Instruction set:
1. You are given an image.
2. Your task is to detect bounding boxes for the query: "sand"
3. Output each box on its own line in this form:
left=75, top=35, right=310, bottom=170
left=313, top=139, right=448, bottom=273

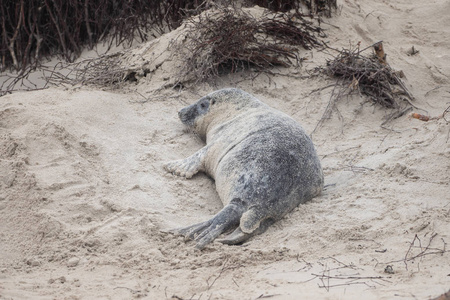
left=1, top=0, right=449, bottom=299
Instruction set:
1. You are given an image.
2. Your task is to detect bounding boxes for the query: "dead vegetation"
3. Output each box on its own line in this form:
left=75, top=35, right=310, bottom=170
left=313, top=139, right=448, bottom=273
left=249, top=0, right=337, bottom=17
left=323, top=42, right=414, bottom=109
left=384, top=233, right=448, bottom=271
left=46, top=53, right=130, bottom=88
left=1, top=1, right=335, bottom=95
left=1, top=0, right=214, bottom=95
left=30, top=6, right=326, bottom=90
left=175, top=7, right=325, bottom=83
left=312, top=42, right=416, bottom=133
left=0, top=0, right=209, bottom=72
left=0, top=0, right=335, bottom=73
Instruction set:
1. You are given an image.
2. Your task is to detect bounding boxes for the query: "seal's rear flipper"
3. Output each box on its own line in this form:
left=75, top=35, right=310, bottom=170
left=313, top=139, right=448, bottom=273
left=170, top=220, right=213, bottom=240
left=218, top=218, right=275, bottom=245
left=171, top=202, right=245, bottom=250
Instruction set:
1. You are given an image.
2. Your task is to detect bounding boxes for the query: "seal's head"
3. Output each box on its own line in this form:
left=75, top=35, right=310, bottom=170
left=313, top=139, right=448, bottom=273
left=178, top=94, right=214, bottom=127
left=178, top=88, right=263, bottom=139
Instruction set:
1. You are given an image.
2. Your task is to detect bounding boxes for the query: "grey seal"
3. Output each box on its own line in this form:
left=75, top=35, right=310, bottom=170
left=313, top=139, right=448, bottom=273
left=165, top=88, right=323, bottom=249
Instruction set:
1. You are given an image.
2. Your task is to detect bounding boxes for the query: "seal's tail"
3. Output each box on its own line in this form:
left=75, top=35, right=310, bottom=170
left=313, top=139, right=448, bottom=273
left=218, top=218, right=275, bottom=245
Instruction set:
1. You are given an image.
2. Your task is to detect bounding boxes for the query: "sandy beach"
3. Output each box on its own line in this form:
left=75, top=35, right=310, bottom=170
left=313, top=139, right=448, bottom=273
left=1, top=0, right=449, bottom=299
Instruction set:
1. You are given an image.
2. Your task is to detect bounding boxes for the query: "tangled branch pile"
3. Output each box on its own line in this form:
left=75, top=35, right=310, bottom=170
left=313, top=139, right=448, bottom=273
left=0, top=0, right=208, bottom=72
left=322, top=43, right=414, bottom=109
left=176, top=8, right=325, bottom=82
left=250, top=0, right=337, bottom=16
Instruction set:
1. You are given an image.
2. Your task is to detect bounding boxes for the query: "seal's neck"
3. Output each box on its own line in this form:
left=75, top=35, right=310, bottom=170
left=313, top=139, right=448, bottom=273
left=194, top=102, right=241, bottom=139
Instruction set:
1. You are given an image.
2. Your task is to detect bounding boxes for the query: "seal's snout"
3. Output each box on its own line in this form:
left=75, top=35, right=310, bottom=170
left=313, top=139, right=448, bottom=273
left=178, top=107, right=187, bottom=121
left=178, top=105, right=196, bottom=126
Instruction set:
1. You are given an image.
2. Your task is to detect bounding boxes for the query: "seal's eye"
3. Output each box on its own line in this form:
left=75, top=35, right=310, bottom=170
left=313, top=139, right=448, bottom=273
left=199, top=100, right=209, bottom=111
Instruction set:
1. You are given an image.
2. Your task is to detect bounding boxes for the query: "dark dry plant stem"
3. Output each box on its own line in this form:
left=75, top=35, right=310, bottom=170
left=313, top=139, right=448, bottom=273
left=310, top=257, right=391, bottom=291
left=383, top=233, right=448, bottom=271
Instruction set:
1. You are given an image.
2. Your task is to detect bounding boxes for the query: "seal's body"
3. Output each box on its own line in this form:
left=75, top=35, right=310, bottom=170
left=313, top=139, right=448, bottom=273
left=165, top=88, right=323, bottom=249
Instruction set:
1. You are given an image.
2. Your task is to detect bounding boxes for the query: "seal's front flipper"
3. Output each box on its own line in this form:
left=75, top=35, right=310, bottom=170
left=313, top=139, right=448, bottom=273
left=164, top=146, right=208, bottom=178
left=218, top=218, right=275, bottom=245
left=171, top=201, right=245, bottom=250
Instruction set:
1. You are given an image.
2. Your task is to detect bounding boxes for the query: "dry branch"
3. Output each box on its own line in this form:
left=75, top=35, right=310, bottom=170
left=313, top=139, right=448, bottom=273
left=175, top=7, right=325, bottom=83
left=310, top=257, right=390, bottom=291
left=206, top=257, right=242, bottom=290
left=51, top=53, right=128, bottom=88
left=383, top=233, right=448, bottom=271
left=249, top=0, right=337, bottom=17
left=312, top=42, right=415, bottom=134
left=323, top=42, right=414, bottom=109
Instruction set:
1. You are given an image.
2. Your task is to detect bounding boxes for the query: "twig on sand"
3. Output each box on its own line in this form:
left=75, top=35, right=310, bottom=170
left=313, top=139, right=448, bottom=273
left=206, top=257, right=243, bottom=291
left=256, top=294, right=280, bottom=299
left=313, top=273, right=390, bottom=290
left=206, top=259, right=228, bottom=290
left=384, top=233, right=448, bottom=271
left=306, top=257, right=391, bottom=291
